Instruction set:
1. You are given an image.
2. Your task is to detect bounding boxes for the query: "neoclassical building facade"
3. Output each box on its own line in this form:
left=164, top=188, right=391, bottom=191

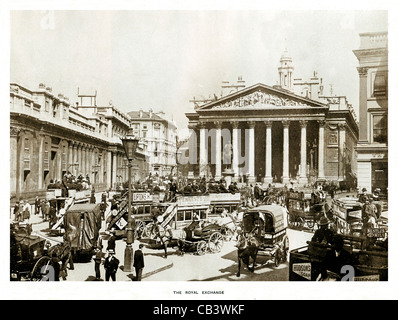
left=353, top=31, right=388, bottom=192
left=186, top=82, right=358, bottom=185
left=10, top=83, right=148, bottom=202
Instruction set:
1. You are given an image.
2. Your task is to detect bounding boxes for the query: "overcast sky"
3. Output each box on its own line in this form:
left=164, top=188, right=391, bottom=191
left=9, top=9, right=389, bottom=134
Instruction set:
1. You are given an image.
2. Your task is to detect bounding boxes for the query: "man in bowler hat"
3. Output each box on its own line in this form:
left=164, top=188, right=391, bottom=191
left=104, top=249, right=119, bottom=281
left=133, top=244, right=145, bottom=281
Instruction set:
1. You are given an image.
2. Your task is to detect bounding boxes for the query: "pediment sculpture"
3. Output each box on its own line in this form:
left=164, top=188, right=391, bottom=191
left=210, top=89, right=308, bottom=110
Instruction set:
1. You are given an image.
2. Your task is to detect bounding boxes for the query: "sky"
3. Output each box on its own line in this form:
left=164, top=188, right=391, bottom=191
left=9, top=8, right=389, bottom=134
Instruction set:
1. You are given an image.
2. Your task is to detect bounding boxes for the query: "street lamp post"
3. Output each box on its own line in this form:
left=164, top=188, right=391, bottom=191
left=121, top=128, right=139, bottom=272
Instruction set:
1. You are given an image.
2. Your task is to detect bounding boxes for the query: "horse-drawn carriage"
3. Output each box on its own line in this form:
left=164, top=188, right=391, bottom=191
left=289, top=236, right=388, bottom=281
left=10, top=222, right=72, bottom=281
left=236, top=204, right=289, bottom=277
left=286, top=189, right=325, bottom=230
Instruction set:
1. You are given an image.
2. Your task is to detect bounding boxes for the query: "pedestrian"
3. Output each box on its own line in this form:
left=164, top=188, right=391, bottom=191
left=133, top=244, right=145, bottom=281
left=23, top=201, right=31, bottom=221
left=35, top=196, right=41, bottom=215
left=106, top=229, right=117, bottom=254
left=13, top=201, right=20, bottom=222
left=92, top=246, right=104, bottom=280
left=104, top=249, right=119, bottom=281
left=50, top=252, right=61, bottom=281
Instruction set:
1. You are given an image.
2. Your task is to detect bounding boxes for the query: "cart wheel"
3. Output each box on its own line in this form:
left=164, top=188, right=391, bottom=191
left=196, top=241, right=208, bottom=256
left=134, top=219, right=146, bottom=239
left=31, top=256, right=54, bottom=281
left=208, top=232, right=224, bottom=253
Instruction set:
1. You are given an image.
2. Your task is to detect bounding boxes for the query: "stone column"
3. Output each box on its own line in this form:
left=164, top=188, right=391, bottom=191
left=37, top=133, right=45, bottom=190
left=73, top=144, right=78, bottom=175
left=112, top=152, right=117, bottom=189
left=282, top=120, right=290, bottom=184
left=357, top=67, right=369, bottom=143
left=317, top=120, right=326, bottom=180
left=215, top=121, right=222, bottom=180
left=232, top=121, right=239, bottom=181
left=299, top=120, right=308, bottom=184
left=264, top=121, right=273, bottom=184
left=10, top=127, right=21, bottom=198
left=247, top=121, right=256, bottom=183
left=107, top=150, right=112, bottom=189
left=199, top=122, right=207, bottom=178
left=339, top=123, right=346, bottom=180
left=81, top=145, right=86, bottom=176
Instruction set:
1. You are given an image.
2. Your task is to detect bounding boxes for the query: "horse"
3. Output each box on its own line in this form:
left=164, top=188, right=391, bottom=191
left=236, top=234, right=259, bottom=277
left=48, top=242, right=74, bottom=280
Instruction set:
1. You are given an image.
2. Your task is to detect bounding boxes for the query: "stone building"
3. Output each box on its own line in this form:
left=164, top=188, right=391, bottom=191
left=186, top=51, right=358, bottom=185
left=353, top=31, right=388, bottom=193
left=128, top=108, right=177, bottom=177
left=10, top=83, right=148, bottom=202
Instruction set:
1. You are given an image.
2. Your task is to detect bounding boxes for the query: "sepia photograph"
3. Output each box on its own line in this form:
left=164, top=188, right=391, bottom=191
left=2, top=0, right=397, bottom=300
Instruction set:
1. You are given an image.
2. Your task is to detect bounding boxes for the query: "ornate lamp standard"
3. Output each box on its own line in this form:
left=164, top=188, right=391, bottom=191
left=121, top=128, right=139, bottom=272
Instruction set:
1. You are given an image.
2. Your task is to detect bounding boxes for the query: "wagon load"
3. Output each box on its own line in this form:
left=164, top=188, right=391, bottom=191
left=63, top=203, right=102, bottom=256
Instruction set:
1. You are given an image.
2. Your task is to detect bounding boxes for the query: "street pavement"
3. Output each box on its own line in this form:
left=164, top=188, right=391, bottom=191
left=15, top=190, right=358, bottom=282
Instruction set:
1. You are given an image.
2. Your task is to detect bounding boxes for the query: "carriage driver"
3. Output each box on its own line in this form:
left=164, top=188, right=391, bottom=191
left=311, top=216, right=335, bottom=245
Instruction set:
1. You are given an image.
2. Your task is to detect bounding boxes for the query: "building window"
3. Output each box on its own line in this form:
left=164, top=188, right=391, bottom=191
left=44, top=142, right=49, bottom=171
left=373, top=73, right=387, bottom=97
left=45, top=100, right=50, bottom=112
left=24, top=138, right=30, bottom=171
left=373, top=115, right=387, bottom=143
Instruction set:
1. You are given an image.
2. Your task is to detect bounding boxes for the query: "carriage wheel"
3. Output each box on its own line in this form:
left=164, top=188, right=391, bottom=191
left=196, top=241, right=208, bottom=256
left=30, top=256, right=54, bottom=281
left=134, top=219, right=146, bottom=239
left=208, top=232, right=224, bottom=253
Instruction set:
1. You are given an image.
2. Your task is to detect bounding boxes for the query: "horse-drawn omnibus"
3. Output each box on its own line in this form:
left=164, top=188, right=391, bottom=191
left=331, top=197, right=363, bottom=236
left=286, top=189, right=325, bottom=230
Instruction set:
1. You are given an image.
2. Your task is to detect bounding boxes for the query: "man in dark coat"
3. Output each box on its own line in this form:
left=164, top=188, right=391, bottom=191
left=133, top=244, right=145, bottom=281
left=93, top=246, right=104, bottom=280
left=312, top=216, right=335, bottom=245
left=106, top=230, right=117, bottom=254
left=104, top=249, right=119, bottom=281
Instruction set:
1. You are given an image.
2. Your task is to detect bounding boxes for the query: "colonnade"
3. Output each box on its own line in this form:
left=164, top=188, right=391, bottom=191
left=198, top=119, right=326, bottom=184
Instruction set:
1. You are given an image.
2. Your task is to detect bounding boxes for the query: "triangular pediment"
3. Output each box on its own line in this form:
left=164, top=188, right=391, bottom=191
left=196, top=83, right=326, bottom=111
